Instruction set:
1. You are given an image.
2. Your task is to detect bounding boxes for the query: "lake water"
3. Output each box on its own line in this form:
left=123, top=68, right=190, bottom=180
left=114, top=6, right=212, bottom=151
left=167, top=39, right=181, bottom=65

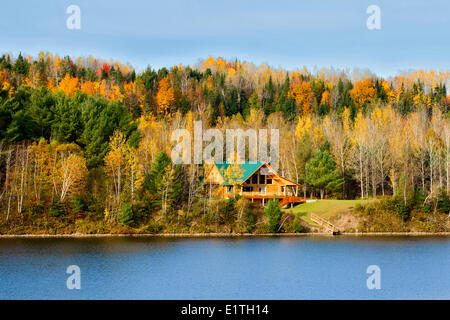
left=0, top=236, right=448, bottom=299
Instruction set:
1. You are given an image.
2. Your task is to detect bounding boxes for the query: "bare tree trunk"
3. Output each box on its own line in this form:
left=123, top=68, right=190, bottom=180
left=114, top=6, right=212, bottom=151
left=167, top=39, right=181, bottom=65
left=365, top=154, right=370, bottom=199
left=379, top=149, right=385, bottom=196
left=6, top=191, right=12, bottom=222
left=371, top=158, right=376, bottom=198
left=1, top=149, right=12, bottom=203
left=359, top=148, right=364, bottom=198
left=403, top=163, right=408, bottom=206
left=421, top=157, right=425, bottom=192
left=17, top=146, right=29, bottom=214
left=430, top=150, right=434, bottom=194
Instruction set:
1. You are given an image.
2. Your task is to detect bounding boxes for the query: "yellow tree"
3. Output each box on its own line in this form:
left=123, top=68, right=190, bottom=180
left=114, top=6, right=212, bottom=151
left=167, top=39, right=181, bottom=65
left=371, top=105, right=395, bottom=196
left=290, top=80, right=314, bottom=115
left=320, top=90, right=330, bottom=108
left=51, top=143, right=87, bottom=203
left=123, top=80, right=145, bottom=112
left=28, top=139, right=51, bottom=201
left=80, top=81, right=99, bottom=96
left=104, top=130, right=127, bottom=211
left=381, top=80, right=396, bottom=102
left=137, top=114, right=162, bottom=174
left=406, top=111, right=428, bottom=192
left=351, top=111, right=370, bottom=198
left=349, top=79, right=376, bottom=107
left=126, top=144, right=144, bottom=201
left=430, top=108, right=446, bottom=191
left=156, top=77, right=175, bottom=115
left=99, top=80, right=123, bottom=102
left=295, top=114, right=313, bottom=140
left=55, top=73, right=79, bottom=96
left=425, top=129, right=443, bottom=194
left=387, top=114, right=409, bottom=198
left=295, top=114, right=323, bottom=149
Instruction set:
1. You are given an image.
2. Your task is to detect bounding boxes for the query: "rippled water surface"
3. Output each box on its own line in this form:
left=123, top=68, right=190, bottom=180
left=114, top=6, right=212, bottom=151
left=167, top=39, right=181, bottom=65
left=0, top=236, right=448, bottom=299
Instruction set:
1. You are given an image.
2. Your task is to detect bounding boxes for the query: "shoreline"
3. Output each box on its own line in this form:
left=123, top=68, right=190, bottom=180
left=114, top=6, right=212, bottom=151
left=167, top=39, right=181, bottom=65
left=0, top=232, right=449, bottom=239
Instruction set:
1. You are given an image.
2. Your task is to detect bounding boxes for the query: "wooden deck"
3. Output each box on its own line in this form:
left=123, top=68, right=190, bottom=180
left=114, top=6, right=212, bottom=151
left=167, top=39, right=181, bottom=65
left=243, top=194, right=306, bottom=208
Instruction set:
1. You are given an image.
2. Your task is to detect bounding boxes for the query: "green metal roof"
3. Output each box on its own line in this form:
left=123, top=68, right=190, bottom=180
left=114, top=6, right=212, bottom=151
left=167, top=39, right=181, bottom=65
left=215, top=161, right=264, bottom=185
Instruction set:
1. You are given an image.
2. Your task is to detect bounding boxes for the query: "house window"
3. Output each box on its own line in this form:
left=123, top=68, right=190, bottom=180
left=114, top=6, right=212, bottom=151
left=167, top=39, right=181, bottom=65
left=258, top=174, right=266, bottom=184
left=266, top=178, right=272, bottom=185
left=251, top=174, right=258, bottom=184
left=242, top=186, right=253, bottom=192
left=281, top=186, right=285, bottom=193
left=226, top=186, right=233, bottom=193
left=244, top=179, right=250, bottom=184
left=258, top=186, right=266, bottom=193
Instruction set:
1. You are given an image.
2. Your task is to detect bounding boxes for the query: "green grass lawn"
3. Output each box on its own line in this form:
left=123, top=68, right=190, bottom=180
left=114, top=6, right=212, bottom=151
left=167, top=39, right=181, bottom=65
left=286, top=199, right=371, bottom=225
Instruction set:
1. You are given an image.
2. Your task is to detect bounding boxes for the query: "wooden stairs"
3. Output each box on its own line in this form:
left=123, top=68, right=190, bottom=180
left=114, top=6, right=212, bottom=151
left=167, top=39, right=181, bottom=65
left=311, top=214, right=340, bottom=235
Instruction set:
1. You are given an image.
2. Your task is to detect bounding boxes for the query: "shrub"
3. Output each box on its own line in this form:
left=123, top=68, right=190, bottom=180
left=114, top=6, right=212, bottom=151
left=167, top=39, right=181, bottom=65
left=72, top=195, right=86, bottom=213
left=398, top=204, right=410, bottom=221
left=119, top=203, right=134, bottom=226
left=50, top=202, right=65, bottom=217
left=364, top=204, right=375, bottom=215
left=436, top=188, right=450, bottom=214
left=240, top=211, right=256, bottom=233
left=29, top=200, right=45, bottom=216
left=146, top=220, right=163, bottom=233
left=219, top=197, right=237, bottom=227
left=380, top=197, right=410, bottom=220
left=292, top=216, right=305, bottom=233
left=264, top=198, right=282, bottom=233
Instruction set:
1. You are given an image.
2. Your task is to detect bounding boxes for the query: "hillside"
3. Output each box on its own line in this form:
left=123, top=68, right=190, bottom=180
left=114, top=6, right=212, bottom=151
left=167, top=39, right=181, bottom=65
left=287, top=199, right=371, bottom=228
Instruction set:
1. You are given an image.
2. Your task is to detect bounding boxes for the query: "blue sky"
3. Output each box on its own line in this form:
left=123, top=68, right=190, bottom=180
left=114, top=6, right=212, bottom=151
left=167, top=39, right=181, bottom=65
left=0, top=0, right=449, bottom=77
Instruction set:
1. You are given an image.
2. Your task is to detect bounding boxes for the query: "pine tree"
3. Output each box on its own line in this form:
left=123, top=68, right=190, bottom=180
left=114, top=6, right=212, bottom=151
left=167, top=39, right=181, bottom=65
left=265, top=198, right=282, bottom=232
left=13, top=53, right=30, bottom=76
left=305, top=150, right=343, bottom=199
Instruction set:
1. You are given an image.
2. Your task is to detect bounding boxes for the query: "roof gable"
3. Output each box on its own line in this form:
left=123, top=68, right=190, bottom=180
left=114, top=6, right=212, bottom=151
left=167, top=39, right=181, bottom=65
left=202, top=161, right=299, bottom=186
left=215, top=161, right=264, bottom=185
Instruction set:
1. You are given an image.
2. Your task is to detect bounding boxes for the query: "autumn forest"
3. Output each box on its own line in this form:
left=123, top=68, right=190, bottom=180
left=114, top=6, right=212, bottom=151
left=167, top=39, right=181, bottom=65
left=0, top=52, right=449, bottom=234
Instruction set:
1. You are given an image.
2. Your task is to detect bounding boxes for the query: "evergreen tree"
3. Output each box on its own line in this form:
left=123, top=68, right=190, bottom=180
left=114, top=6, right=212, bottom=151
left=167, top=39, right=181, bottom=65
left=51, top=93, right=82, bottom=143
left=13, top=53, right=30, bottom=76
left=0, top=54, right=12, bottom=70
left=143, top=152, right=171, bottom=195
left=436, top=188, right=450, bottom=214
left=142, top=152, right=187, bottom=214
left=180, top=95, right=190, bottom=114
left=78, top=97, right=134, bottom=168
left=305, top=150, right=343, bottom=199
left=294, top=133, right=314, bottom=197
left=264, top=197, right=283, bottom=232
left=5, top=109, right=39, bottom=141
left=262, top=76, right=275, bottom=115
